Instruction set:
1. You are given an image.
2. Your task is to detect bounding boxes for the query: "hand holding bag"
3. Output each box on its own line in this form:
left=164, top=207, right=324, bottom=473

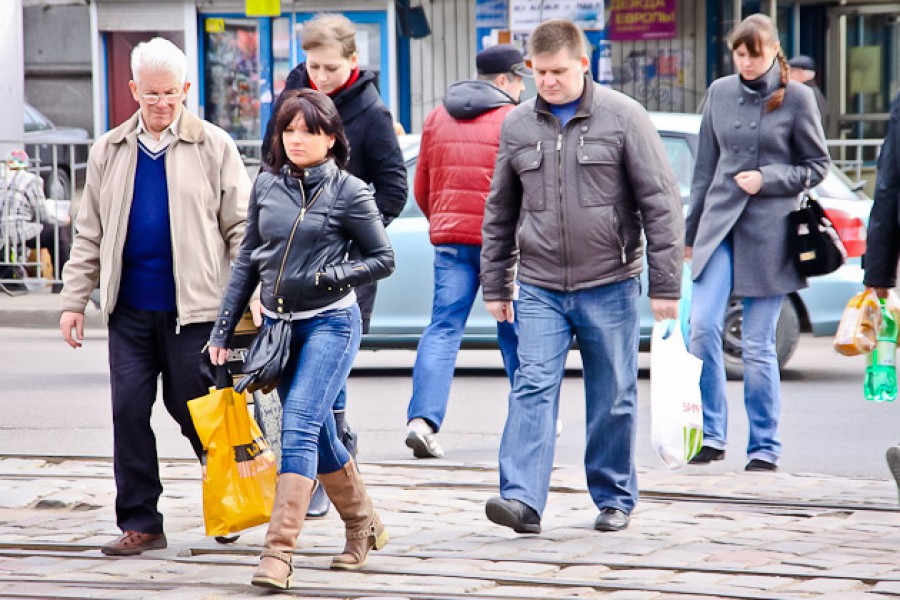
left=188, top=366, right=277, bottom=537
left=788, top=170, right=847, bottom=277
left=235, top=317, right=292, bottom=394
left=650, top=320, right=704, bottom=469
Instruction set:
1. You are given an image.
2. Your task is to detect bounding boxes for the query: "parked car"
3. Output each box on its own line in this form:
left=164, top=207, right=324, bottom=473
left=366, top=114, right=872, bottom=379
left=23, top=103, right=90, bottom=200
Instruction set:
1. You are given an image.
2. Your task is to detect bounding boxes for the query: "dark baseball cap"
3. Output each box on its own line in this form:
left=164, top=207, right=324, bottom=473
left=476, top=44, right=533, bottom=77
left=788, top=55, right=816, bottom=71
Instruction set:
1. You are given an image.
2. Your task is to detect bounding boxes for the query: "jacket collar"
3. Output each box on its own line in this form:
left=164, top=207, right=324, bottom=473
left=534, top=73, right=595, bottom=121
left=109, top=109, right=207, bottom=145
left=281, top=159, right=339, bottom=189
left=739, top=59, right=782, bottom=98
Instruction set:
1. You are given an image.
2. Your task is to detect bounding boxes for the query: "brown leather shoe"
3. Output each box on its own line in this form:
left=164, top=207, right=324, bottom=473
left=101, top=531, right=167, bottom=556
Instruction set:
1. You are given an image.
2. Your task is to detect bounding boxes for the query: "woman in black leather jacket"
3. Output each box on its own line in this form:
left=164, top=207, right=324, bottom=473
left=209, top=89, right=394, bottom=590
left=262, top=13, right=408, bottom=517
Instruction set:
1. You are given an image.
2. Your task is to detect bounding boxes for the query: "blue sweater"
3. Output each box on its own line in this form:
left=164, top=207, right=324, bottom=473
left=118, top=142, right=177, bottom=311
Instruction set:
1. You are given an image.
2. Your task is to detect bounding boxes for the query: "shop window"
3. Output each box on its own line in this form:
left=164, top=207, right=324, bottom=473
left=203, top=18, right=261, bottom=142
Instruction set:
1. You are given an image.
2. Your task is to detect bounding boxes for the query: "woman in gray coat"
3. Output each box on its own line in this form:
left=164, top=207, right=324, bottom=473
left=685, top=14, right=830, bottom=471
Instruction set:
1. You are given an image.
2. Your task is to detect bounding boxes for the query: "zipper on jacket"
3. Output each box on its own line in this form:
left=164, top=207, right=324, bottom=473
left=165, top=140, right=184, bottom=334
left=613, top=212, right=626, bottom=264
left=273, top=183, right=326, bottom=298
left=536, top=140, right=542, bottom=153
left=556, top=132, right=568, bottom=289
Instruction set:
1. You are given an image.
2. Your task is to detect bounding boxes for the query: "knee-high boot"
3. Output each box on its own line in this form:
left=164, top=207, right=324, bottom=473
left=317, top=459, right=388, bottom=570
left=251, top=473, right=316, bottom=590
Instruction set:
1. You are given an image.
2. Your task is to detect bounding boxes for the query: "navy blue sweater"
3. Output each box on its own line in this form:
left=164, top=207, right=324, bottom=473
left=118, top=142, right=177, bottom=311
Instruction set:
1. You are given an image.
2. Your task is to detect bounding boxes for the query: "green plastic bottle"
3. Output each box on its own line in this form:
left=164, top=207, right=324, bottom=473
left=864, top=299, right=898, bottom=402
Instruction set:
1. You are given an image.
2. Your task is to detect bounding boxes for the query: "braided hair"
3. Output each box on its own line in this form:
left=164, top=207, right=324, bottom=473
left=728, top=14, right=787, bottom=112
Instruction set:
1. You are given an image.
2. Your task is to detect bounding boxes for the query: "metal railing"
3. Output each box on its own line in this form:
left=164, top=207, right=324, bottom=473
left=0, top=135, right=887, bottom=291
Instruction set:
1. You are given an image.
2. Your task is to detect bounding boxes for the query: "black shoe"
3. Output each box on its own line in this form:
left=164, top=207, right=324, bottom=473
left=689, top=446, right=725, bottom=464
left=485, top=496, right=541, bottom=534
left=594, top=508, right=630, bottom=532
left=745, top=459, right=778, bottom=472
left=306, top=481, right=331, bottom=518
left=214, top=534, right=240, bottom=544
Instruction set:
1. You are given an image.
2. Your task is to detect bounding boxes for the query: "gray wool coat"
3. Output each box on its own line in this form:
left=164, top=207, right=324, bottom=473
left=685, top=64, right=830, bottom=297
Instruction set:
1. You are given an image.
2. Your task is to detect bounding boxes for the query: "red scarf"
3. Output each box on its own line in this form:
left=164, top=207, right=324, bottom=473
left=308, top=66, right=361, bottom=96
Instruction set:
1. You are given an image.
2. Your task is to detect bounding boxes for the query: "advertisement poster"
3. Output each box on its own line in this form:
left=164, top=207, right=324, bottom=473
left=849, top=46, right=881, bottom=95
left=509, top=0, right=604, bottom=32
left=608, top=0, right=676, bottom=41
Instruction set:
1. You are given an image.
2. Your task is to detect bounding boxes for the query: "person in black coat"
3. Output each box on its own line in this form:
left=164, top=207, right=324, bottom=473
left=863, top=91, right=900, bottom=499
left=261, top=12, right=407, bottom=519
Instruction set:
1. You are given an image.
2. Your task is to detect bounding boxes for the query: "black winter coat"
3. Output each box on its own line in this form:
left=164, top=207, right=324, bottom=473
left=262, top=66, right=407, bottom=225
left=864, top=92, right=900, bottom=289
left=209, top=160, right=395, bottom=347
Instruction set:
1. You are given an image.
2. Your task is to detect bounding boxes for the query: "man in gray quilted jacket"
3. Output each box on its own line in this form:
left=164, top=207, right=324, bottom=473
left=480, top=18, right=683, bottom=534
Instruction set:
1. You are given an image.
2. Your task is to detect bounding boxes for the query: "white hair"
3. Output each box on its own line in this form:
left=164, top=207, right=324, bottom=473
left=131, top=37, right=187, bottom=85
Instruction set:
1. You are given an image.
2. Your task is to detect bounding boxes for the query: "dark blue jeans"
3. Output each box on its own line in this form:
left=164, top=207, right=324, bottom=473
left=275, top=305, right=360, bottom=478
left=499, top=278, right=640, bottom=516
left=407, top=244, right=519, bottom=431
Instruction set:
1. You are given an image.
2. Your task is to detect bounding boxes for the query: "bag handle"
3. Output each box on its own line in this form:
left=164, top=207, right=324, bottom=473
left=215, top=364, right=232, bottom=390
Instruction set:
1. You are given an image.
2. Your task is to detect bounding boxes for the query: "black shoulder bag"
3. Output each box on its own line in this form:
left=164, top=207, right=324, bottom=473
left=788, top=168, right=847, bottom=277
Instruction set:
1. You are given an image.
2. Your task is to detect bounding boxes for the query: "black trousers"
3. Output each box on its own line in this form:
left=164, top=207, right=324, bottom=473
left=108, top=304, right=213, bottom=534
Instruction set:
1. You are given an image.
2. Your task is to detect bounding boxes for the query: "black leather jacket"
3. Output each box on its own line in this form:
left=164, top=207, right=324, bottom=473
left=210, top=160, right=394, bottom=347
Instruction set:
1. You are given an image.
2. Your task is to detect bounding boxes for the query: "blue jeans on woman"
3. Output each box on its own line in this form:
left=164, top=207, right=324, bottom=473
left=689, top=240, right=784, bottom=464
left=407, top=244, right=519, bottom=431
left=499, top=278, right=640, bottom=516
left=275, top=305, right=361, bottom=478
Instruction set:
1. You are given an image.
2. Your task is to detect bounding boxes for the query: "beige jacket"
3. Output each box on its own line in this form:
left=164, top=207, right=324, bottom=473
left=61, top=109, right=250, bottom=325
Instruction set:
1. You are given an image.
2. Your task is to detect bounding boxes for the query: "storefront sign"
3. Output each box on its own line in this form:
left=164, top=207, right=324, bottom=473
left=245, top=0, right=281, bottom=17
left=607, top=0, right=676, bottom=41
left=205, top=18, right=225, bottom=33
left=509, top=0, right=604, bottom=32
left=476, top=0, right=509, bottom=29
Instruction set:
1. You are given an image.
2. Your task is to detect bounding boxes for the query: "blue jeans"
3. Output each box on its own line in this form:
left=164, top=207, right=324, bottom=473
left=499, top=278, right=640, bottom=516
left=407, top=244, right=519, bottom=431
left=689, top=240, right=783, bottom=463
left=275, top=305, right=361, bottom=478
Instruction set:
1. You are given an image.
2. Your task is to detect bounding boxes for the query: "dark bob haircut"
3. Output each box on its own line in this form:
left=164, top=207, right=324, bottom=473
left=266, top=88, right=350, bottom=172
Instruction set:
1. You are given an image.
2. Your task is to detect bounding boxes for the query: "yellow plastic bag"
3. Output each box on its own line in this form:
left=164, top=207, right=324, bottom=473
left=188, top=369, right=277, bottom=537
left=834, top=289, right=882, bottom=356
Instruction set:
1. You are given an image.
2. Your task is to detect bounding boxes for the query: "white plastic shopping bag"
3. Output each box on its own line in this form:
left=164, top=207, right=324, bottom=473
left=650, top=320, right=704, bottom=469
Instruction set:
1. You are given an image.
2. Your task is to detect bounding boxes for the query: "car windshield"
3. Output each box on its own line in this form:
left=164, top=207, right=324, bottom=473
left=24, top=104, right=53, bottom=133
left=659, top=135, right=694, bottom=203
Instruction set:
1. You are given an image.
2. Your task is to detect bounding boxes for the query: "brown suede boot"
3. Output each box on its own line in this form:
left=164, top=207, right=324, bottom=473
left=317, top=459, right=389, bottom=570
left=251, top=473, right=316, bottom=590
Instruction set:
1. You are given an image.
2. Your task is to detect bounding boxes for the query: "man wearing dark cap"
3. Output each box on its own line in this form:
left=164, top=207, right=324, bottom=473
left=788, top=55, right=829, bottom=132
left=404, top=44, right=530, bottom=459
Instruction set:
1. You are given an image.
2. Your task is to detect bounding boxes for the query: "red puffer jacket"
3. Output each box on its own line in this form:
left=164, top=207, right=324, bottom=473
left=416, top=80, right=517, bottom=245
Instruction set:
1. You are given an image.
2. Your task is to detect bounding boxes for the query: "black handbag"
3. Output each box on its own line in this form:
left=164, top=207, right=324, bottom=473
left=788, top=172, right=847, bottom=277
left=234, top=318, right=292, bottom=394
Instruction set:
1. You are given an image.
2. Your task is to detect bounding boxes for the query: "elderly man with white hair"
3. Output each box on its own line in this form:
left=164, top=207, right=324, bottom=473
left=59, top=37, right=250, bottom=556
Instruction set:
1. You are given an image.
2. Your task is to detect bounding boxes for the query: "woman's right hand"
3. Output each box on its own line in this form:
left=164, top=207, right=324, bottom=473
left=209, top=346, right=229, bottom=366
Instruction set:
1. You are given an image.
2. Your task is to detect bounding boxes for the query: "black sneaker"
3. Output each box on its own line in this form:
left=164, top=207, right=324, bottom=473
left=745, top=458, right=778, bottom=472
left=689, top=446, right=725, bottom=464
left=485, top=496, right=541, bottom=534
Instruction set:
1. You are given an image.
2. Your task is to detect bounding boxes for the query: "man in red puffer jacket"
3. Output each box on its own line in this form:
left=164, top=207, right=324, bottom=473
left=404, top=45, right=530, bottom=459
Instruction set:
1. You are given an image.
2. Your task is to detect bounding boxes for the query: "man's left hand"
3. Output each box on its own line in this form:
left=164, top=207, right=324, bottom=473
left=650, top=298, right=679, bottom=321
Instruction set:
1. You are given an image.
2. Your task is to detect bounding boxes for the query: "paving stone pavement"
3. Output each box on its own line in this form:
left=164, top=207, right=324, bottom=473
left=1, top=457, right=899, bottom=599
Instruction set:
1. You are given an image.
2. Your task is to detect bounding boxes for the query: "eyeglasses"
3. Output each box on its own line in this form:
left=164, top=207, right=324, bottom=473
left=140, top=92, right=184, bottom=105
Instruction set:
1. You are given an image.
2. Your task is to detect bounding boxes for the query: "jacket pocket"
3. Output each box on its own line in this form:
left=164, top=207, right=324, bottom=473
left=511, top=145, right=546, bottom=211
left=576, top=136, right=624, bottom=207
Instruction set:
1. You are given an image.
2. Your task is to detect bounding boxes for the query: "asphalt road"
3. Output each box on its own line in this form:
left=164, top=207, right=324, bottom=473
left=4, top=326, right=897, bottom=479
